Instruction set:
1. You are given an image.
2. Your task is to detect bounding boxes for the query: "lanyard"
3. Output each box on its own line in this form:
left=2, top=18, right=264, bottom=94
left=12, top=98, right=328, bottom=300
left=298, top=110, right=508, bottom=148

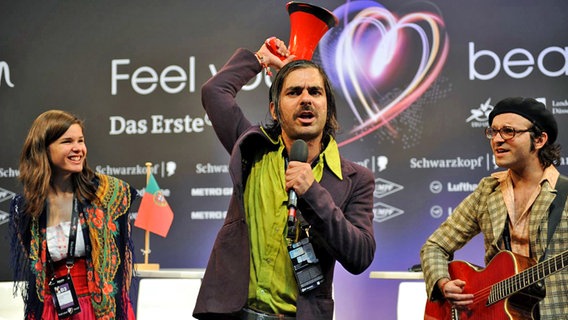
left=66, top=196, right=80, bottom=267
left=46, top=196, right=81, bottom=270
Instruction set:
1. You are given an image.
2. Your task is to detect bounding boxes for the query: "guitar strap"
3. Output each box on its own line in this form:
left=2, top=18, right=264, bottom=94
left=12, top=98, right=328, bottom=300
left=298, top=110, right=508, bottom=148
left=503, top=174, right=568, bottom=261
left=544, top=174, right=568, bottom=260
left=498, top=175, right=568, bottom=306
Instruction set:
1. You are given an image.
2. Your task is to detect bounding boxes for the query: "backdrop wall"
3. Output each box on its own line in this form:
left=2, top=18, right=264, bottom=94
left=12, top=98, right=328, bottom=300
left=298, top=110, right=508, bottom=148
left=1, top=1, right=567, bottom=319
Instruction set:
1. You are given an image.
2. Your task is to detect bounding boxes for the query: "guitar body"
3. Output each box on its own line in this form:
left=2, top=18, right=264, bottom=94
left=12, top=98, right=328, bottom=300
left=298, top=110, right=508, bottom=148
left=424, top=251, right=543, bottom=320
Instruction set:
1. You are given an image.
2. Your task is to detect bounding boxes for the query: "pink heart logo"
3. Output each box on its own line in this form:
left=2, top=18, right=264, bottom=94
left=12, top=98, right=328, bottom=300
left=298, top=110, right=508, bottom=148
left=318, top=2, right=449, bottom=146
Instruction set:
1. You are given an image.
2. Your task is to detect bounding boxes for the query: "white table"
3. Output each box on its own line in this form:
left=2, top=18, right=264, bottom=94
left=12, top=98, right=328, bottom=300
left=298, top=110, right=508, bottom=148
left=134, top=268, right=206, bottom=320
left=369, top=271, right=426, bottom=320
left=369, top=271, right=424, bottom=280
left=134, top=268, right=205, bottom=279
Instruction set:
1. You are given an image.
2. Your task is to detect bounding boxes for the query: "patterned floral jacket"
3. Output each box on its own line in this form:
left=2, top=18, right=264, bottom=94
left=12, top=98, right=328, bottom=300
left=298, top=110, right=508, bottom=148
left=10, top=174, right=137, bottom=320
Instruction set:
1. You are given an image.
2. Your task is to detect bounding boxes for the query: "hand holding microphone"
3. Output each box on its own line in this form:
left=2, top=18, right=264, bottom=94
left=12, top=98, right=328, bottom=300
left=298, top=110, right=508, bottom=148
left=287, top=139, right=309, bottom=239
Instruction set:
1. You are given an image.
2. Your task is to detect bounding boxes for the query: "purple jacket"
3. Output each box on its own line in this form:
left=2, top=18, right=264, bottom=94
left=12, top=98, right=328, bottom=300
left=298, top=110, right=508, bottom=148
left=193, top=49, right=376, bottom=320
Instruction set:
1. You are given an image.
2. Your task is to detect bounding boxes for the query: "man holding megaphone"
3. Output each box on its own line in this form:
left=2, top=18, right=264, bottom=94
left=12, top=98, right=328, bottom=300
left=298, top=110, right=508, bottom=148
left=193, top=5, right=375, bottom=320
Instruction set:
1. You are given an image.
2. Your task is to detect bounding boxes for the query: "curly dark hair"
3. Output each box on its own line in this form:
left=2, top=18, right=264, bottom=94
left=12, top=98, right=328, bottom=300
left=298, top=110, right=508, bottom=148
left=529, top=125, right=562, bottom=168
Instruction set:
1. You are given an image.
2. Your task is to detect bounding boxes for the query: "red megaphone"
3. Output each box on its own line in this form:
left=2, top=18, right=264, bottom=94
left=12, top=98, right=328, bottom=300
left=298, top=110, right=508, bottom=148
left=268, top=1, right=338, bottom=61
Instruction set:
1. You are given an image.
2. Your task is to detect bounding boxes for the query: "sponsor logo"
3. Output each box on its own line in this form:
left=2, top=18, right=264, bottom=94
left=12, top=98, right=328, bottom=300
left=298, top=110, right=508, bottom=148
left=447, top=182, right=478, bottom=192
left=0, top=167, right=19, bottom=178
left=430, top=206, right=456, bottom=219
left=375, top=156, right=389, bottom=172
left=190, top=187, right=233, bottom=196
left=551, top=99, right=568, bottom=115
left=373, top=202, right=404, bottom=223
left=109, top=114, right=211, bottom=135
left=466, top=98, right=493, bottom=128
left=357, top=155, right=389, bottom=173
left=95, top=161, right=176, bottom=178
left=430, top=181, right=443, bottom=194
left=410, top=156, right=484, bottom=170
left=469, top=42, right=568, bottom=80
left=374, top=177, right=403, bottom=198
left=191, top=211, right=227, bottom=220
left=430, top=180, right=478, bottom=193
left=0, top=187, right=16, bottom=226
left=430, top=205, right=444, bottom=219
left=165, top=162, right=177, bottom=177
left=0, top=61, right=14, bottom=88
left=195, top=163, right=229, bottom=174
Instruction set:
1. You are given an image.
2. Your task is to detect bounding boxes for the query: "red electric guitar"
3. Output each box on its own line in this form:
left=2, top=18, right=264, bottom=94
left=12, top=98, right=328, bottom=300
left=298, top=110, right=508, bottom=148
left=424, top=249, right=568, bottom=320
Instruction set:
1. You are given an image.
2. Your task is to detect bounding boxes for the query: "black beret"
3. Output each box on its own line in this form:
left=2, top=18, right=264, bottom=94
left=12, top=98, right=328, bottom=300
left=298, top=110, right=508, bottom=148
left=489, top=97, right=558, bottom=144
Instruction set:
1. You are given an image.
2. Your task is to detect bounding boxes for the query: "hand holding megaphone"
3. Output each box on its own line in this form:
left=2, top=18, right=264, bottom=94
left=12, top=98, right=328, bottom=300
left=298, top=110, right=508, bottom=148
left=265, top=37, right=291, bottom=62
left=255, top=37, right=295, bottom=76
left=266, top=2, right=338, bottom=62
left=265, top=37, right=290, bottom=60
left=256, top=2, right=338, bottom=75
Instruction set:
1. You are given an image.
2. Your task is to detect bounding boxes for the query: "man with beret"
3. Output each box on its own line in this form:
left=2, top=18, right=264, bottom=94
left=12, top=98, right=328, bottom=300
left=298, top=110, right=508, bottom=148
left=420, top=97, right=567, bottom=318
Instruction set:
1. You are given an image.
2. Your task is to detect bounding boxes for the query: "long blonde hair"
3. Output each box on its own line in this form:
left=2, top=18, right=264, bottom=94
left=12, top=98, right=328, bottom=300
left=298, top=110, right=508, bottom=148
left=19, top=110, right=96, bottom=217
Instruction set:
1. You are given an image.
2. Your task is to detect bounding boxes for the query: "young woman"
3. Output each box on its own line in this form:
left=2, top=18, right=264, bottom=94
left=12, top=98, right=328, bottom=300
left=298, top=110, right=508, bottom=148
left=10, top=110, right=138, bottom=319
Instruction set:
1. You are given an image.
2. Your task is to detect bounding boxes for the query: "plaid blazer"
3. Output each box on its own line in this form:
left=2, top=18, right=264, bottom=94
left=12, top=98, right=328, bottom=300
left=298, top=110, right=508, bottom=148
left=420, top=169, right=568, bottom=318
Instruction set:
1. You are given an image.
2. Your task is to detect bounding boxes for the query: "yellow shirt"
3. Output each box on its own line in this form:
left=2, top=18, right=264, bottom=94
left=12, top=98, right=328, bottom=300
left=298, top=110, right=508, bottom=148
left=244, top=135, right=342, bottom=314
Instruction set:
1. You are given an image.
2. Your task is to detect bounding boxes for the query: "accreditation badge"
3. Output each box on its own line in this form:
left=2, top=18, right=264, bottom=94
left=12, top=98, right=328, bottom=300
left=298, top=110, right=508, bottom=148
left=48, top=274, right=81, bottom=318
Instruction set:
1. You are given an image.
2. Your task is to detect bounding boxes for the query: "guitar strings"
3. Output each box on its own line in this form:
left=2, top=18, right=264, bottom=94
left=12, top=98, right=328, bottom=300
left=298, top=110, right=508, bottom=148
left=459, top=252, right=567, bottom=306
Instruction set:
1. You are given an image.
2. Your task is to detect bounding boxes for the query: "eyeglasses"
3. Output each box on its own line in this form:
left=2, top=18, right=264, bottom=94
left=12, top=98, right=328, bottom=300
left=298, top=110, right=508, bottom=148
left=485, top=126, right=532, bottom=140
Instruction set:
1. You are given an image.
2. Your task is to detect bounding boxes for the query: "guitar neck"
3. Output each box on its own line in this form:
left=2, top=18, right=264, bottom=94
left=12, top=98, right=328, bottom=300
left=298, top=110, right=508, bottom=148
left=488, top=250, right=568, bottom=304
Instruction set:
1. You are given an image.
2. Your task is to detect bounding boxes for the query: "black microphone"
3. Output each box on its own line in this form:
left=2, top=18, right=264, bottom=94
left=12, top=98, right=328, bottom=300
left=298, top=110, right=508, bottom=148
left=287, top=139, right=308, bottom=239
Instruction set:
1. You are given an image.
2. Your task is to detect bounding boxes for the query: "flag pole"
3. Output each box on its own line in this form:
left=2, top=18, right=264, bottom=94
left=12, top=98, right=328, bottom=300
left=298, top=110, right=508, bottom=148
left=135, top=162, right=160, bottom=271
left=143, top=162, right=151, bottom=265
